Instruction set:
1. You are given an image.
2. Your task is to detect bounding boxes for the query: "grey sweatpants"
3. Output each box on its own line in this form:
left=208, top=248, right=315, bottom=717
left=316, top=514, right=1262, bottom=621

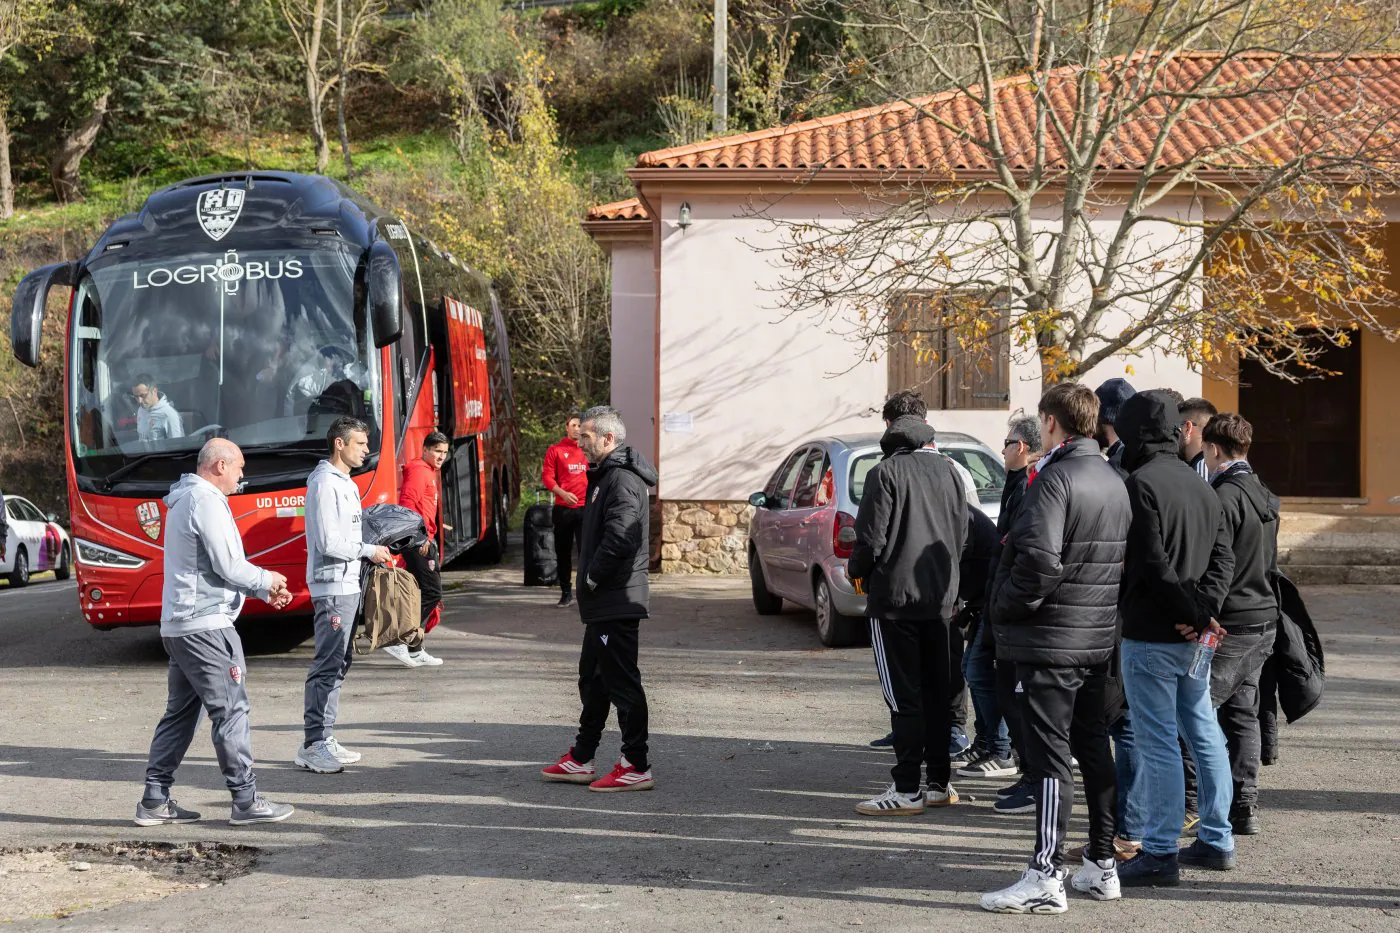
left=304, top=593, right=360, bottom=744
left=144, top=626, right=256, bottom=806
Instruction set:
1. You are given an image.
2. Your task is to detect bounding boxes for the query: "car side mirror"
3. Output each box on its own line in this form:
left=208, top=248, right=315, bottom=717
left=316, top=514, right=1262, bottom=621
left=10, top=260, right=78, bottom=367
left=748, top=492, right=768, bottom=508
left=367, top=239, right=403, bottom=348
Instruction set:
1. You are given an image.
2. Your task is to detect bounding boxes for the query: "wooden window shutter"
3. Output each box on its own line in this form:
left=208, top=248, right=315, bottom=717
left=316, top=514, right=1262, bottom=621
left=889, top=291, right=1009, bottom=410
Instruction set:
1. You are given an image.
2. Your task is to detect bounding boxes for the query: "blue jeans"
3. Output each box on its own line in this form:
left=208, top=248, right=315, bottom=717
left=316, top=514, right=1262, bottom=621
left=961, top=619, right=1010, bottom=758
left=1109, top=708, right=1145, bottom=842
left=1121, top=639, right=1235, bottom=856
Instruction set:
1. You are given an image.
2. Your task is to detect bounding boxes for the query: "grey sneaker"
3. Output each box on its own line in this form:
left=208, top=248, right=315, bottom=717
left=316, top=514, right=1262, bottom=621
left=325, top=735, right=362, bottom=764
left=229, top=795, right=295, bottom=826
left=295, top=740, right=345, bottom=774
left=134, top=798, right=200, bottom=827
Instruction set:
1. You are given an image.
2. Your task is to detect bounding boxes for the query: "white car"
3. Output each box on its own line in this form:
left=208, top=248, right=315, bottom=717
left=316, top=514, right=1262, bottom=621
left=2, top=494, right=72, bottom=587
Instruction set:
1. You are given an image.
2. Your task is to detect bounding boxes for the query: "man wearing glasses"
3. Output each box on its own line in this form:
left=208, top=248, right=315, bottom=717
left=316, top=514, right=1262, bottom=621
left=131, top=373, right=186, bottom=443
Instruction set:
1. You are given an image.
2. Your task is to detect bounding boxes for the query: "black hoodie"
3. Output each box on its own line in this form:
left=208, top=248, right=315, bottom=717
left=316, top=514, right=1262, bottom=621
left=577, top=445, right=658, bottom=624
left=1117, top=391, right=1235, bottom=641
left=1212, top=462, right=1281, bottom=628
left=848, top=416, right=968, bottom=622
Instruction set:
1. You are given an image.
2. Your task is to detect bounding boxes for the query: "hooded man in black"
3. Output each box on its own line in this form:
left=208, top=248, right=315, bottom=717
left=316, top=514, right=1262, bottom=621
left=981, top=383, right=1129, bottom=915
left=1115, top=390, right=1238, bottom=886
left=848, top=413, right=968, bottom=816
left=1202, top=413, right=1280, bottom=837
left=540, top=406, right=659, bottom=793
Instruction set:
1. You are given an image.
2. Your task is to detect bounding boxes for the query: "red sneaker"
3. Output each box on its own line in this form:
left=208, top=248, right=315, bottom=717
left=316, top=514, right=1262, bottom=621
left=588, top=757, right=655, bottom=792
left=541, top=751, right=595, bottom=784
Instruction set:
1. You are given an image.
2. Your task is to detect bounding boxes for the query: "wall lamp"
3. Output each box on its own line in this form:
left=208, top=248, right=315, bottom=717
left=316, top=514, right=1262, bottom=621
left=678, top=202, right=693, bottom=230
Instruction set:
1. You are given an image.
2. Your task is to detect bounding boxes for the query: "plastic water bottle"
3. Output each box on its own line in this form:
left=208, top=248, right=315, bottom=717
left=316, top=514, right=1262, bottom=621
left=1188, top=628, right=1222, bottom=680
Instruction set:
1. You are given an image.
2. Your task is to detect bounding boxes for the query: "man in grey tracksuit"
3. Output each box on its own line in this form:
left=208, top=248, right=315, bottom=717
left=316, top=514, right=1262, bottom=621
left=135, top=438, right=295, bottom=827
left=296, top=416, right=391, bottom=774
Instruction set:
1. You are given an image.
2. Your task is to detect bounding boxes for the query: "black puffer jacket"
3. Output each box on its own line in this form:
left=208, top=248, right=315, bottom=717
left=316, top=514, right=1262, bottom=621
left=1117, top=391, right=1234, bottom=641
left=989, top=436, right=1131, bottom=667
left=1212, top=463, right=1281, bottom=628
left=577, top=445, right=657, bottom=624
left=848, top=416, right=968, bottom=622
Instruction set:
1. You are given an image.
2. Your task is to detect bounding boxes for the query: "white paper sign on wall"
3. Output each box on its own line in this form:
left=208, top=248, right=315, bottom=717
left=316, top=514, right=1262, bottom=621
left=662, top=412, right=694, bottom=434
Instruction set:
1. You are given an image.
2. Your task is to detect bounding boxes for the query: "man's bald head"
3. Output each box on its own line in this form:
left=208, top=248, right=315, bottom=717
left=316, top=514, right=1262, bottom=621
left=198, top=438, right=245, bottom=495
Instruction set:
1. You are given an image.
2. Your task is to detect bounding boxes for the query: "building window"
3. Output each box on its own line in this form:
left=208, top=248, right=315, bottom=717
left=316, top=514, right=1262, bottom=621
left=886, top=291, right=1011, bottom=410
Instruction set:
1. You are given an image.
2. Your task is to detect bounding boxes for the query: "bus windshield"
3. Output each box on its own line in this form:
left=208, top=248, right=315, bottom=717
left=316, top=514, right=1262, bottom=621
left=69, top=243, right=382, bottom=492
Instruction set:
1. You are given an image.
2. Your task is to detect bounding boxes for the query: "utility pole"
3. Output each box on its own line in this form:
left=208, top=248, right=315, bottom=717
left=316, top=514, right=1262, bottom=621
left=713, top=0, right=727, bottom=134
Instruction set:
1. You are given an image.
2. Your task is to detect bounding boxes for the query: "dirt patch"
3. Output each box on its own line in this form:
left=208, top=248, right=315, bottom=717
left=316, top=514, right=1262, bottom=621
left=0, top=841, right=258, bottom=923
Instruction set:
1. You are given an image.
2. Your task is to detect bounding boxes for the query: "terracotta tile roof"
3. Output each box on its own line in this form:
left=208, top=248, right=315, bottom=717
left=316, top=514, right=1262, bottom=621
left=634, top=53, right=1400, bottom=175
left=585, top=198, right=650, bottom=221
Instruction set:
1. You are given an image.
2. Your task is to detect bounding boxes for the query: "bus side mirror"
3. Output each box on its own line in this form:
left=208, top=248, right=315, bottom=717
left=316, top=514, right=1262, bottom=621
left=368, top=240, right=403, bottom=348
left=10, top=261, right=77, bottom=368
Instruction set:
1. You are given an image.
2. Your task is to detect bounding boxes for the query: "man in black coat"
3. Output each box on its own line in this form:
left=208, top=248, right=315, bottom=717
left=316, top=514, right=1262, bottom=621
left=540, top=406, right=658, bottom=793
left=1115, top=390, right=1237, bottom=886
left=981, top=384, right=1130, bottom=915
left=1202, top=413, right=1280, bottom=837
left=848, top=413, right=968, bottom=817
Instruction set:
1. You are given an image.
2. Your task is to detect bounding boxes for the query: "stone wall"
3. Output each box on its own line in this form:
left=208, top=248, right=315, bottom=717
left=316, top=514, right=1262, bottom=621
left=659, top=500, right=754, bottom=574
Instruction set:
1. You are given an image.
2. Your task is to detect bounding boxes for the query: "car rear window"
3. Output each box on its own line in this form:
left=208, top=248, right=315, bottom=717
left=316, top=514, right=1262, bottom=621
left=849, top=453, right=881, bottom=504
left=849, top=447, right=1007, bottom=505
left=944, top=448, right=1007, bottom=503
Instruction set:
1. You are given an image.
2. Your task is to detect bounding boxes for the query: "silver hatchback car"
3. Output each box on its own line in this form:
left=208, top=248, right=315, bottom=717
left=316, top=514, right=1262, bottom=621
left=746, top=432, right=1006, bottom=647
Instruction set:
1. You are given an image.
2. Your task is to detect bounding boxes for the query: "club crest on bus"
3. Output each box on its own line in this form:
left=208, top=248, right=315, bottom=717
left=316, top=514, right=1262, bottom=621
left=136, top=501, right=162, bottom=540
left=197, top=188, right=245, bottom=241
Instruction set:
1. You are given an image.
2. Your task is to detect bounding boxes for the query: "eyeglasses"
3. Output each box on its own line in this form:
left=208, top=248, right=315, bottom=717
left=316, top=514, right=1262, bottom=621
left=1003, top=439, right=1021, bottom=449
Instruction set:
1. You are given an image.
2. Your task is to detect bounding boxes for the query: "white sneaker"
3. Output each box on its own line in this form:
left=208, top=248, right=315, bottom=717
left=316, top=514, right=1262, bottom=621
left=981, top=868, right=1069, bottom=914
left=1071, top=855, right=1121, bottom=901
left=294, top=740, right=345, bottom=774
left=856, top=783, right=925, bottom=816
left=382, top=644, right=423, bottom=668
left=924, top=782, right=959, bottom=807
left=325, top=735, right=362, bottom=764
left=410, top=648, right=443, bottom=666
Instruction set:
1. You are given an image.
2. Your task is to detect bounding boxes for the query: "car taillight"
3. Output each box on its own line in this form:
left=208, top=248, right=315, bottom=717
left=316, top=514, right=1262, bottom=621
left=833, top=511, right=857, bottom=559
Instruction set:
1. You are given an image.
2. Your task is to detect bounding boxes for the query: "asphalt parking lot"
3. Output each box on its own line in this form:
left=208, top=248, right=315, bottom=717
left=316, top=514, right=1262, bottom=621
left=1, top=555, right=1397, bottom=932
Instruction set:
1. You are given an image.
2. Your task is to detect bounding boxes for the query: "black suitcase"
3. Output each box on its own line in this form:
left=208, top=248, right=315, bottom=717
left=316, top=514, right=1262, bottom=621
left=523, top=492, right=559, bottom=587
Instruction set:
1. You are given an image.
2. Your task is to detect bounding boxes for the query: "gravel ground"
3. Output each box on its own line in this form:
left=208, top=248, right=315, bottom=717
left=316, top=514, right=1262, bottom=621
left=0, top=554, right=1397, bottom=932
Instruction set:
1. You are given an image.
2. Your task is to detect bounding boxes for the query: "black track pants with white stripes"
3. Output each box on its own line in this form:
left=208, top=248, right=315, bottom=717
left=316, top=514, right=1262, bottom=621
left=1016, top=662, right=1119, bottom=873
left=871, top=616, right=954, bottom=794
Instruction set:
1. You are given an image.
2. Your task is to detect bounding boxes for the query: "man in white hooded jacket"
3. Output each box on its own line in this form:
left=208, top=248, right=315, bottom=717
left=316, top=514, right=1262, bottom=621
left=296, top=416, right=392, bottom=774
left=135, top=438, right=295, bottom=827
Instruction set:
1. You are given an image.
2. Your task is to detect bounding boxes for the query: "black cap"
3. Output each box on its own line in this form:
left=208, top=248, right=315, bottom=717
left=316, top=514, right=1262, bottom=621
left=1095, top=378, right=1137, bottom=426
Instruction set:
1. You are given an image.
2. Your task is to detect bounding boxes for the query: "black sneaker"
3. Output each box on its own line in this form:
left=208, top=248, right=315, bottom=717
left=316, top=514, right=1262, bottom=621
left=957, top=752, right=1019, bottom=779
left=1230, top=805, right=1260, bottom=836
left=1119, top=850, right=1181, bottom=887
left=993, top=782, right=1036, bottom=815
left=997, top=776, right=1031, bottom=799
left=557, top=592, right=574, bottom=608
left=1178, top=838, right=1236, bottom=871
left=869, top=732, right=895, bottom=748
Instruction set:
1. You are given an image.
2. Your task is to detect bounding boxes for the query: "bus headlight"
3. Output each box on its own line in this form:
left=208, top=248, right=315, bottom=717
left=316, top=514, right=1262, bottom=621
left=75, top=538, right=145, bottom=569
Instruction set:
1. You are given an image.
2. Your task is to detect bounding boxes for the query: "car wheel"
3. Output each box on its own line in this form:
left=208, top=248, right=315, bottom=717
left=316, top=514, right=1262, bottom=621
left=749, top=547, right=783, bottom=615
left=9, top=547, right=29, bottom=587
left=814, top=574, right=864, bottom=647
left=54, top=544, right=72, bottom=581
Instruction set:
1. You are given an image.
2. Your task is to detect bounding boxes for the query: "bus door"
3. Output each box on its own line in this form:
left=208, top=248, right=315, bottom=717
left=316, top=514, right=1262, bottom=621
left=440, top=297, right=492, bottom=558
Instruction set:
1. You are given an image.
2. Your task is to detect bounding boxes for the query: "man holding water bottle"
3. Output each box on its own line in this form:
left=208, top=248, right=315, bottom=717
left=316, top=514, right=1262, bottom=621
left=1114, top=390, right=1238, bottom=887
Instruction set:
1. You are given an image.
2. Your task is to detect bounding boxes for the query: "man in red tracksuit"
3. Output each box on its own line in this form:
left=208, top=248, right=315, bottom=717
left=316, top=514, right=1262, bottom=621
left=388, top=431, right=450, bottom=668
left=542, top=415, right=588, bottom=608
